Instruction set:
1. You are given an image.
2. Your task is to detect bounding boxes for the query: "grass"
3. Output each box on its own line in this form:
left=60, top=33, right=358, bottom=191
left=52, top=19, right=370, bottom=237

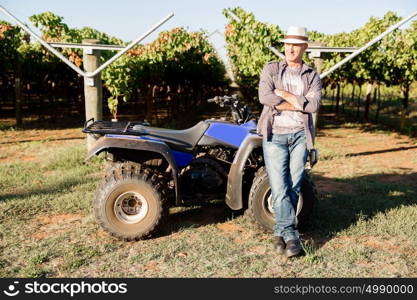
left=0, top=120, right=416, bottom=277
left=321, top=98, right=417, bottom=137
left=314, top=142, right=347, bottom=161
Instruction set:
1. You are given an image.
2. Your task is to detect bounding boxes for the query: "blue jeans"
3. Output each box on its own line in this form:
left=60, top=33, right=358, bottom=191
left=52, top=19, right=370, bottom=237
left=262, top=130, right=308, bottom=242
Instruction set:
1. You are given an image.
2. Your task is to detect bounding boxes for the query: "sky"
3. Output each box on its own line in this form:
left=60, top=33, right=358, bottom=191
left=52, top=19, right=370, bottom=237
left=1, top=0, right=416, bottom=68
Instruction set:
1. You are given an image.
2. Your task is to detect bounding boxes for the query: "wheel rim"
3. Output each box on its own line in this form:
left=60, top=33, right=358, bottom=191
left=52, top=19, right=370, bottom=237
left=264, top=189, right=274, bottom=216
left=114, top=191, right=149, bottom=224
left=263, top=187, right=303, bottom=217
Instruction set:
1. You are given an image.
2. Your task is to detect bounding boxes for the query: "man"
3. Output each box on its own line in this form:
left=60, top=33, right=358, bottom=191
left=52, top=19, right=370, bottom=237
left=257, top=26, right=322, bottom=258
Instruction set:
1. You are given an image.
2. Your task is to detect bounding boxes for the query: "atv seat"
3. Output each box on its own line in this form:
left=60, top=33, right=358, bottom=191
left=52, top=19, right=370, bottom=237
left=131, top=121, right=209, bottom=152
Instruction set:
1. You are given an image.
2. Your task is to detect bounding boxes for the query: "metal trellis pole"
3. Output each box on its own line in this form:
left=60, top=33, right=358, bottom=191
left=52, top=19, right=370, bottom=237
left=0, top=5, right=174, bottom=78
left=319, top=10, right=417, bottom=80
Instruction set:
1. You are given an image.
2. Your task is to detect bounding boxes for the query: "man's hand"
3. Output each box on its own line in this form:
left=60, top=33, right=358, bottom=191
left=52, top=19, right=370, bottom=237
left=274, top=89, right=302, bottom=110
left=275, top=102, right=297, bottom=111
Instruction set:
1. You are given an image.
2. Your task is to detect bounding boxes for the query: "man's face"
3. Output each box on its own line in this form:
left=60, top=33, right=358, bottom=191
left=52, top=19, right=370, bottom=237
left=284, top=43, right=308, bottom=63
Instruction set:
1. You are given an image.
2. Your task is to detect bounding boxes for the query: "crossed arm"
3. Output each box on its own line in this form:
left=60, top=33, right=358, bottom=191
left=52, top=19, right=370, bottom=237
left=258, top=63, right=322, bottom=113
left=273, top=89, right=301, bottom=111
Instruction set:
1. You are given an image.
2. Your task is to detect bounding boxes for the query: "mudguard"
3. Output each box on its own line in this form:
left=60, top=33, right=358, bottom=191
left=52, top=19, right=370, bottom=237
left=85, top=135, right=181, bottom=205
left=225, top=134, right=262, bottom=210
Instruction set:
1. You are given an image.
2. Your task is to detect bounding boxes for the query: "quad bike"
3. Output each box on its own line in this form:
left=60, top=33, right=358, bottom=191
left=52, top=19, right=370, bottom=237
left=83, top=95, right=318, bottom=240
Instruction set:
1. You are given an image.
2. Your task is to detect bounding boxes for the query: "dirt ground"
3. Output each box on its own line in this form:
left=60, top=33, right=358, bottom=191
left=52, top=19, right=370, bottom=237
left=0, top=127, right=84, bottom=163
left=314, top=113, right=417, bottom=189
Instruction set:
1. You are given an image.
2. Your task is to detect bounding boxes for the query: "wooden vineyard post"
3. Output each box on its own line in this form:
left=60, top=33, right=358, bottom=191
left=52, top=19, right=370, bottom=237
left=83, top=39, right=103, bottom=151
left=14, top=76, right=23, bottom=127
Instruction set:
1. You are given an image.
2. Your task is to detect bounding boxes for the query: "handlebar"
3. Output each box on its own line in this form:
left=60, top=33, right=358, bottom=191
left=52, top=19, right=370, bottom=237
left=207, top=94, right=256, bottom=124
left=207, top=96, right=219, bottom=103
left=207, top=94, right=239, bottom=105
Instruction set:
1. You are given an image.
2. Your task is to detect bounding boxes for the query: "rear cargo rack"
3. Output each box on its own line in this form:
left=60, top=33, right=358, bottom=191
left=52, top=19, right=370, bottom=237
left=82, top=119, right=150, bottom=135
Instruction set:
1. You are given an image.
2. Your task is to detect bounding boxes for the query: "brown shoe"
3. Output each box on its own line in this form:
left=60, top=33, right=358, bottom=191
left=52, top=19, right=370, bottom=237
left=274, top=236, right=286, bottom=254
left=285, top=239, right=302, bottom=258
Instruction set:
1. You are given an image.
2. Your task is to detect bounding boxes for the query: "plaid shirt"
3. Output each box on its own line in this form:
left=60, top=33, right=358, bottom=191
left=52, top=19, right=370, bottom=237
left=257, top=60, right=322, bottom=150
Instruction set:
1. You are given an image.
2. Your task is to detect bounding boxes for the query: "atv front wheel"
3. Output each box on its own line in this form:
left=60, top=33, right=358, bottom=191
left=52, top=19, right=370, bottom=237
left=93, top=163, right=168, bottom=240
left=247, top=166, right=317, bottom=232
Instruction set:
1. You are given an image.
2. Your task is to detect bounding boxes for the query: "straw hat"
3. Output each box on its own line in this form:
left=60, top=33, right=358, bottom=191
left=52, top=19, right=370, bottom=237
left=281, top=26, right=309, bottom=44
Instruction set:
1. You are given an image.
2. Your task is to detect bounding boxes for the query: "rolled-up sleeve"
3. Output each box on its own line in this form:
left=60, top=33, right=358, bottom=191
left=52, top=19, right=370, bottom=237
left=295, top=72, right=322, bottom=113
left=258, top=63, right=284, bottom=108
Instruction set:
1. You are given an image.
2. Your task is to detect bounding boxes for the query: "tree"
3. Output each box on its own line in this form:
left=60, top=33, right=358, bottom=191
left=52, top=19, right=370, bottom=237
left=0, top=21, right=24, bottom=126
left=223, top=7, right=284, bottom=102
left=383, top=20, right=417, bottom=131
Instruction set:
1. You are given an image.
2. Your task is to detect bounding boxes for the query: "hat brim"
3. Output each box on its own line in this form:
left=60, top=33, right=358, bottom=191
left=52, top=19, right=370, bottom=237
left=281, top=38, right=309, bottom=44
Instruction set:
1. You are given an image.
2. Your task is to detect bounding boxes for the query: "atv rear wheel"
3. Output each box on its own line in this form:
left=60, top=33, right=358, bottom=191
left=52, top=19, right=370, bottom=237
left=247, top=166, right=317, bottom=232
left=93, top=163, right=168, bottom=240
